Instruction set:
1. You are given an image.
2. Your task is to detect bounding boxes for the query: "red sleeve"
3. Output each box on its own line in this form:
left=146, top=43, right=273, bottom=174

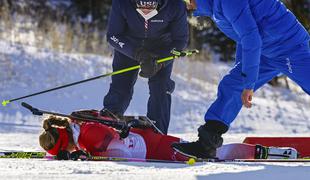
left=78, top=122, right=118, bottom=154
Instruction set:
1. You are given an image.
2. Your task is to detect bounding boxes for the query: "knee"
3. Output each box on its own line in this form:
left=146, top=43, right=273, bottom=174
left=218, top=75, right=243, bottom=94
left=166, top=80, right=175, bottom=95
left=149, top=79, right=175, bottom=96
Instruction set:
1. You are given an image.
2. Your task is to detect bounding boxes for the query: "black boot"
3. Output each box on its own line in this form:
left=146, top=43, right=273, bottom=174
left=172, top=120, right=228, bottom=159
left=172, top=140, right=217, bottom=159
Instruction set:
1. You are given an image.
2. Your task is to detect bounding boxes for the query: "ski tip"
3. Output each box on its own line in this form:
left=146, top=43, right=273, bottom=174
left=2, top=100, right=10, bottom=107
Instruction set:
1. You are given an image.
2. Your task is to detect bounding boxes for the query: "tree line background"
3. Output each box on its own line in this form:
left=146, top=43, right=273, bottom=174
left=0, top=0, right=309, bottom=60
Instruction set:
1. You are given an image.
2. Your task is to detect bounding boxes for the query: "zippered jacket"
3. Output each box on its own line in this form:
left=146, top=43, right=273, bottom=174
left=194, top=0, right=309, bottom=89
left=107, top=0, right=189, bottom=59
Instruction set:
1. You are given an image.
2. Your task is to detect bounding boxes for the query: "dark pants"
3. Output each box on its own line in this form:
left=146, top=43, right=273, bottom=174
left=104, top=51, right=175, bottom=134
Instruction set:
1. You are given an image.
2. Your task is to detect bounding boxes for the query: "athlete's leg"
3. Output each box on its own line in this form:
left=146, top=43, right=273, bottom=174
left=133, top=128, right=189, bottom=161
left=172, top=57, right=281, bottom=159
left=205, top=56, right=280, bottom=126
left=275, top=42, right=310, bottom=95
left=103, top=51, right=139, bottom=115
left=147, top=63, right=175, bottom=134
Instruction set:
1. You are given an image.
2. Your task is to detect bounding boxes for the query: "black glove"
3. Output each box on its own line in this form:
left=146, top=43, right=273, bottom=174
left=134, top=48, right=162, bottom=78
left=70, top=150, right=90, bottom=161
left=56, top=150, right=71, bottom=160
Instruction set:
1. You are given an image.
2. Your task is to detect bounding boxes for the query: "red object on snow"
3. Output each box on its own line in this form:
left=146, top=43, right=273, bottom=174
left=243, top=137, right=310, bottom=158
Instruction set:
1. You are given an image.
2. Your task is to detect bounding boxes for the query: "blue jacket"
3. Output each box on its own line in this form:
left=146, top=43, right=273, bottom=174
left=194, top=0, right=310, bottom=89
left=107, top=0, right=189, bottom=59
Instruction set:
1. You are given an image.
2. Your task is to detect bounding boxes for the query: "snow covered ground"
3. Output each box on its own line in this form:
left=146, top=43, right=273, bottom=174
left=1, top=41, right=310, bottom=179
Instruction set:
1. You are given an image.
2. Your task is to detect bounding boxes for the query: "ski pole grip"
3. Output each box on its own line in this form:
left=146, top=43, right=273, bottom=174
left=191, top=49, right=199, bottom=54
left=21, top=102, right=43, bottom=116
left=21, top=102, right=33, bottom=111
left=171, top=49, right=199, bottom=57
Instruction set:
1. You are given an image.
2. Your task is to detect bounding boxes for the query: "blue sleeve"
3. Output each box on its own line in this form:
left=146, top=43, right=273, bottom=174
left=236, top=43, right=242, bottom=62
left=193, top=0, right=212, bottom=16
left=106, top=0, right=137, bottom=59
left=222, top=0, right=262, bottom=89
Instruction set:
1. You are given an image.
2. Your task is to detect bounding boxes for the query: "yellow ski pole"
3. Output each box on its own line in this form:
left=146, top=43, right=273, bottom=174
left=2, top=49, right=199, bottom=107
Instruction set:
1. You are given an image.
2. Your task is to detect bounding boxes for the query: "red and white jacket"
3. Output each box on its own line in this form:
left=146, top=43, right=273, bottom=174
left=70, top=122, right=188, bottom=161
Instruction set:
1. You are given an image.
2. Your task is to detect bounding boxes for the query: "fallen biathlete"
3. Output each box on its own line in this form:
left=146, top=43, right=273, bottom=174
left=39, top=110, right=298, bottom=161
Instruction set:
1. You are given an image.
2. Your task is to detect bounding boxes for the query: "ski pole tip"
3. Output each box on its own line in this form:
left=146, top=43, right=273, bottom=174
left=2, top=100, right=10, bottom=107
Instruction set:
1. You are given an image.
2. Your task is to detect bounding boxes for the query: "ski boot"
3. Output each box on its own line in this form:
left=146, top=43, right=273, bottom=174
left=172, top=121, right=228, bottom=159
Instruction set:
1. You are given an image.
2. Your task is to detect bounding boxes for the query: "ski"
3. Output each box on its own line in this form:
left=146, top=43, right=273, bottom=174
left=0, top=151, right=188, bottom=163
left=0, top=151, right=47, bottom=159
left=192, top=158, right=310, bottom=163
left=89, top=156, right=188, bottom=164
left=1, top=151, right=310, bottom=163
left=0, top=151, right=189, bottom=163
left=225, top=159, right=310, bottom=163
left=243, top=137, right=310, bottom=158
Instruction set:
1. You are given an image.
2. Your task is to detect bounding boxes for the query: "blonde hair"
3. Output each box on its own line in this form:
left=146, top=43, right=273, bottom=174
left=39, top=116, right=71, bottom=151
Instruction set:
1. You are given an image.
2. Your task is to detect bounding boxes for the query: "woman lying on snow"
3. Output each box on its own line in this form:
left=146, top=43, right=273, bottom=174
left=39, top=111, right=298, bottom=161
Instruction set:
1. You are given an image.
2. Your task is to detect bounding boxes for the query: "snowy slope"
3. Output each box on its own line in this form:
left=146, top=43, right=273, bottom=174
left=1, top=41, right=310, bottom=179
left=1, top=40, right=309, bottom=135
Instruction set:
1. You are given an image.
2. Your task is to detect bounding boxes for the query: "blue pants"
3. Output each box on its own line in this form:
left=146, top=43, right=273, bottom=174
left=104, top=51, right=175, bottom=134
left=205, top=42, right=310, bottom=126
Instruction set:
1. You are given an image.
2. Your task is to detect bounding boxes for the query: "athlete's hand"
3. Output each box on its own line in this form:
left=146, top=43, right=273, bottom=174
left=185, top=0, right=197, bottom=10
left=134, top=48, right=161, bottom=78
left=56, top=150, right=71, bottom=160
left=70, top=150, right=90, bottom=161
left=241, top=89, right=254, bottom=108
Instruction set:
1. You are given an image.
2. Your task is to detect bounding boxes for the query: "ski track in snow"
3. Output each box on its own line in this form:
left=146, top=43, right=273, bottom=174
left=1, top=41, right=310, bottom=179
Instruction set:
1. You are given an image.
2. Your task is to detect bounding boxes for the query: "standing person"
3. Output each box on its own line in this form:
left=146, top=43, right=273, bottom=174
left=102, top=0, right=189, bottom=134
left=173, top=0, right=310, bottom=158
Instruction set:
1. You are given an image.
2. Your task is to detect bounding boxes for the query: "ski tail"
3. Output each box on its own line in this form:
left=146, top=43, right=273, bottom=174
left=243, top=137, right=310, bottom=158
